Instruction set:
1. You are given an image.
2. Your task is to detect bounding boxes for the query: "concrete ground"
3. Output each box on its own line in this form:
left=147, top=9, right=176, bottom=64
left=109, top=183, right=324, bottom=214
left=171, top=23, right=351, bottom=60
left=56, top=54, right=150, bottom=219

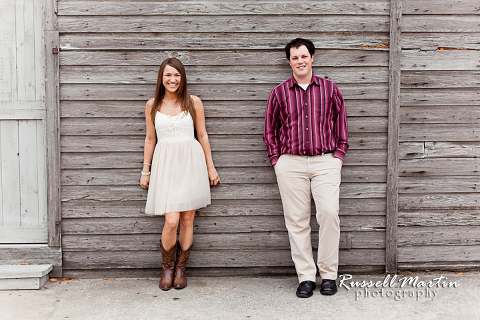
left=1, top=272, right=479, bottom=320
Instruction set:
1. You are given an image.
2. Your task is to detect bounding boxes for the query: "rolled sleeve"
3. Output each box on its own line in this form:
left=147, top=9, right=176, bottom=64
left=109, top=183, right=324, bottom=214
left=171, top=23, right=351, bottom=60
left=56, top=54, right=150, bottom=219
left=333, top=149, right=346, bottom=161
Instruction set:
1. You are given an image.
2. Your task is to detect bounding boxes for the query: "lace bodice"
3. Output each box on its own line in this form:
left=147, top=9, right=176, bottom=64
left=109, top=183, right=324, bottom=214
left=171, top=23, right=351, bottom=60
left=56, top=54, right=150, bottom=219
left=155, top=110, right=195, bottom=142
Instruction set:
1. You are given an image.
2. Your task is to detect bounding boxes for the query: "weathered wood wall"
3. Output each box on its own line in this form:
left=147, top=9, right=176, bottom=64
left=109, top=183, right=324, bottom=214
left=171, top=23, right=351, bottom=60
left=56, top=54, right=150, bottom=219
left=57, top=0, right=390, bottom=277
left=398, top=0, right=480, bottom=270
left=0, top=0, right=48, bottom=244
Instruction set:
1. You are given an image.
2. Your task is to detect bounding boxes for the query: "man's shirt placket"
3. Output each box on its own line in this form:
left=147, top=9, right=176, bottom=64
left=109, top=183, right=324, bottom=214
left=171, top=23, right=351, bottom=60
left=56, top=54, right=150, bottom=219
left=302, top=86, right=312, bottom=155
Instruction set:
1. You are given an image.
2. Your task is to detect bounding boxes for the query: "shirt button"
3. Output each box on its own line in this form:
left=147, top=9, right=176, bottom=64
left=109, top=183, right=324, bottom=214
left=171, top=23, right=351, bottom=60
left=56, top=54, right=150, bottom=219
left=306, top=141, right=309, bottom=144
left=306, top=128, right=309, bottom=130
left=306, top=116, right=308, bottom=118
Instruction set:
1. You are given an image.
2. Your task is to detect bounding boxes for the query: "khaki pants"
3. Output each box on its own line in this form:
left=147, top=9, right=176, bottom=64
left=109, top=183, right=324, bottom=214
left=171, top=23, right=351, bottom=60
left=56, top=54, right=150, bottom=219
left=275, top=153, right=342, bottom=282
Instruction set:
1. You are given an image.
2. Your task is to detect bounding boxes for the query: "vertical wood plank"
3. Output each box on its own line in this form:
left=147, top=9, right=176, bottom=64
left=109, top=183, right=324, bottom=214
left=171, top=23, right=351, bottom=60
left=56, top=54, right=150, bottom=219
left=386, top=0, right=402, bottom=273
left=45, top=30, right=61, bottom=247
left=15, top=0, right=28, bottom=100
left=26, top=0, right=37, bottom=101
left=44, top=0, right=58, bottom=31
left=0, top=1, right=17, bottom=100
left=35, top=0, right=46, bottom=101
left=45, top=0, right=62, bottom=274
left=0, top=121, right=21, bottom=227
left=37, top=119, right=48, bottom=226
left=19, top=120, right=40, bottom=227
left=0, top=122, right=3, bottom=225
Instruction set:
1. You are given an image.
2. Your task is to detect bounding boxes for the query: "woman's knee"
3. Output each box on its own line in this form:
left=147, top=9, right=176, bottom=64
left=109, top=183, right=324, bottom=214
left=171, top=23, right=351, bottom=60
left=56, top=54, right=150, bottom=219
left=163, top=218, right=179, bottom=233
left=180, top=214, right=195, bottom=229
left=180, top=218, right=194, bottom=230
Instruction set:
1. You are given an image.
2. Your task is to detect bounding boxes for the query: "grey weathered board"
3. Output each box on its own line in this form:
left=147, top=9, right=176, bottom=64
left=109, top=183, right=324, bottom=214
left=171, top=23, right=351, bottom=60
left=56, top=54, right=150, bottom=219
left=60, top=50, right=389, bottom=67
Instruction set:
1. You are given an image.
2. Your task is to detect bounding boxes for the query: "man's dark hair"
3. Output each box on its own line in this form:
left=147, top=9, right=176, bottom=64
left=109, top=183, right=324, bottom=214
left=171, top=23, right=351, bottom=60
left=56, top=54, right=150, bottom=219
left=284, top=38, right=315, bottom=60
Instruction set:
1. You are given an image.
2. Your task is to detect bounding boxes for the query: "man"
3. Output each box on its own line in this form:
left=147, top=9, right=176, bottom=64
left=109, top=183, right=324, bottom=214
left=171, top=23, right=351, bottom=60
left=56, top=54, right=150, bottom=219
left=263, top=38, right=348, bottom=298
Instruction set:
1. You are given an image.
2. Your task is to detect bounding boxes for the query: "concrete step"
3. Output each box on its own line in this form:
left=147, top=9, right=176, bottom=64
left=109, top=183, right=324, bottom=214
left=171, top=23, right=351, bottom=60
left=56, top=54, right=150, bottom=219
left=0, top=265, right=53, bottom=290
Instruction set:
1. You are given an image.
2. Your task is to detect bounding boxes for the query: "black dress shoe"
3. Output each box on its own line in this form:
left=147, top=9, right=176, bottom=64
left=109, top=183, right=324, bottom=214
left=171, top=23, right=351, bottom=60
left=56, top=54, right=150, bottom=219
left=296, top=281, right=316, bottom=298
left=320, top=279, right=337, bottom=295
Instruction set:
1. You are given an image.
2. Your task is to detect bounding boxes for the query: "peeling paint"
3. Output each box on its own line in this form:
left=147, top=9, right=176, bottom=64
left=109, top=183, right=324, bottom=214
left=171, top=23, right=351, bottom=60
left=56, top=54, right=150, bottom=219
left=359, top=42, right=389, bottom=48
left=437, top=47, right=472, bottom=51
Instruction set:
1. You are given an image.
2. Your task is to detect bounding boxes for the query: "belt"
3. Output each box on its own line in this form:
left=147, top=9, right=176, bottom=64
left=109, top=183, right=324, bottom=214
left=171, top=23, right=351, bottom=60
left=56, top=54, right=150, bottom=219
left=298, top=151, right=334, bottom=157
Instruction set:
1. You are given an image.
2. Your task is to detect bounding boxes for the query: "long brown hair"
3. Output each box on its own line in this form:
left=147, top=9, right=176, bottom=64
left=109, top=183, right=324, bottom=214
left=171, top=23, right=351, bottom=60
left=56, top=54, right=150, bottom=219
left=150, top=58, right=196, bottom=125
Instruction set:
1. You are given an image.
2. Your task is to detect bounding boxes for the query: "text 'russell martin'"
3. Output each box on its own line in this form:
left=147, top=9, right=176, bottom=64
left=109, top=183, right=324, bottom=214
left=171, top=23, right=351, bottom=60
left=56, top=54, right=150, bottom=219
left=339, top=274, right=459, bottom=301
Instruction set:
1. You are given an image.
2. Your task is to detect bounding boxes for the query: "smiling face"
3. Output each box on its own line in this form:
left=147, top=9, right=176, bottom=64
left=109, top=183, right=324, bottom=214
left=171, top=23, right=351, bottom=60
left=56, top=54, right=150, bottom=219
left=289, top=45, right=314, bottom=83
left=162, top=64, right=182, bottom=94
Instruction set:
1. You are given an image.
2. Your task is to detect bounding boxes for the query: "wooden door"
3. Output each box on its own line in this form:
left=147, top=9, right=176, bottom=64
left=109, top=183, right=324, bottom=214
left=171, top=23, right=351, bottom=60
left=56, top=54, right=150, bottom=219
left=0, top=0, right=47, bottom=243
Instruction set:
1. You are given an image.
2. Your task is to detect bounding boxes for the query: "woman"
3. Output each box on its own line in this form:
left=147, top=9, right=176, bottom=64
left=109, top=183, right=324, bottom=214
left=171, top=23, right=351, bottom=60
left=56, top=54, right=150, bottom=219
left=140, top=58, right=220, bottom=291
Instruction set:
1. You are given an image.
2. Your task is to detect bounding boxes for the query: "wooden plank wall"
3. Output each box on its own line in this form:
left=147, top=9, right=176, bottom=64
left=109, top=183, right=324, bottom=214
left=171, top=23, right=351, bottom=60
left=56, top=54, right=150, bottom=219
left=57, top=0, right=390, bottom=278
left=0, top=0, right=48, bottom=244
left=398, top=0, right=480, bottom=270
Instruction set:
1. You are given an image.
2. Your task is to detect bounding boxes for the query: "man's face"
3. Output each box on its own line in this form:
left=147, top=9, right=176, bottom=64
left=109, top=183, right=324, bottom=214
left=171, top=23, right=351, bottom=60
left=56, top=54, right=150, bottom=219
left=289, top=45, right=314, bottom=79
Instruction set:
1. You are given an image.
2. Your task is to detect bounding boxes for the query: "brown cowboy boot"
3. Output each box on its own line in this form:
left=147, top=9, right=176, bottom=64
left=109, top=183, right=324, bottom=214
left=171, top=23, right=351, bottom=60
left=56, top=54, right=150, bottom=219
left=173, top=242, right=193, bottom=289
left=159, top=241, right=176, bottom=291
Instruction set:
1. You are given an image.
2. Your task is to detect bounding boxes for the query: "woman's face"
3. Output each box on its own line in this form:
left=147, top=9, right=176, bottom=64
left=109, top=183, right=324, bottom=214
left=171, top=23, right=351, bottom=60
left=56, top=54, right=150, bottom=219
left=162, top=65, right=181, bottom=94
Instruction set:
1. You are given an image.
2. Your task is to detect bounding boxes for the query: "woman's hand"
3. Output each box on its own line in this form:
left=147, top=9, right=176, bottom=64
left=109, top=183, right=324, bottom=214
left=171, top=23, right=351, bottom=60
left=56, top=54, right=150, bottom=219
left=208, top=166, right=221, bottom=186
left=140, top=174, right=150, bottom=189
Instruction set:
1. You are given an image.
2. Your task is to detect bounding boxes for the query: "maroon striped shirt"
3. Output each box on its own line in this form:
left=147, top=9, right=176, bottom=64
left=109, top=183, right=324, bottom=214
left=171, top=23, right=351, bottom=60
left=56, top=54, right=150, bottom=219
left=263, top=74, right=348, bottom=166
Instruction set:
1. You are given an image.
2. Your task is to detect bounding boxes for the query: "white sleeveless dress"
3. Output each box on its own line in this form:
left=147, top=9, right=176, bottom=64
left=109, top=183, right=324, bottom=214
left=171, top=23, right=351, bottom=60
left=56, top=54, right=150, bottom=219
left=145, top=110, right=211, bottom=215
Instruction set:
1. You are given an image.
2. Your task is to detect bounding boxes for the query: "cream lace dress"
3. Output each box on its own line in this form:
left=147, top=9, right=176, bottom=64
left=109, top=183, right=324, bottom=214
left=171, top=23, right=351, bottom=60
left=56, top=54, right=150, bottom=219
left=145, top=110, right=211, bottom=215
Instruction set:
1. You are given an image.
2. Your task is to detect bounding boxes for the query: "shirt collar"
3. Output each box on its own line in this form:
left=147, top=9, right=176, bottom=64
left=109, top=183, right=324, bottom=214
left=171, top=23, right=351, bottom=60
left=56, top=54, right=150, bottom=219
left=287, top=73, right=320, bottom=89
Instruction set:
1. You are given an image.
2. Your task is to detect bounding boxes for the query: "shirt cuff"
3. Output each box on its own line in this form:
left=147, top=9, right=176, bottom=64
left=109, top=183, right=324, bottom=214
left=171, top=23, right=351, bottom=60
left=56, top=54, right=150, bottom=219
left=333, top=149, right=346, bottom=161
left=269, top=155, right=280, bottom=166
